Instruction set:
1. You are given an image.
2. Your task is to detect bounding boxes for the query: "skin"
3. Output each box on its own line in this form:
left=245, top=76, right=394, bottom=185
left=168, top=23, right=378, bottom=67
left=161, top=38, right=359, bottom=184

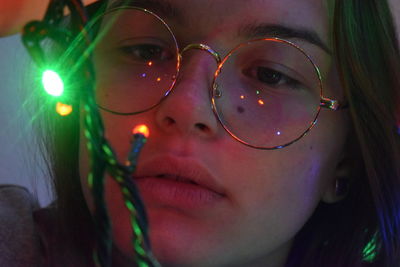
left=79, top=0, right=350, bottom=266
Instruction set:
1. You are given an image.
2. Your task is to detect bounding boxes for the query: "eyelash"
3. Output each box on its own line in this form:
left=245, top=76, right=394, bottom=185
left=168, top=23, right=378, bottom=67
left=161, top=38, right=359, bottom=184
left=119, top=43, right=173, bottom=62
left=243, top=66, right=303, bottom=90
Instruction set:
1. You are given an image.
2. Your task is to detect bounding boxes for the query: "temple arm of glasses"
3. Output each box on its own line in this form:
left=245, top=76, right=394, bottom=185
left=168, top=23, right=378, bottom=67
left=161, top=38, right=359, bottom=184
left=320, top=97, right=348, bottom=111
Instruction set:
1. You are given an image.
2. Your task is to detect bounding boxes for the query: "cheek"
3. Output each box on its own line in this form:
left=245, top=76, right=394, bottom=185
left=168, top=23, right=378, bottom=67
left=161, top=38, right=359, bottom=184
left=215, top=139, right=336, bottom=249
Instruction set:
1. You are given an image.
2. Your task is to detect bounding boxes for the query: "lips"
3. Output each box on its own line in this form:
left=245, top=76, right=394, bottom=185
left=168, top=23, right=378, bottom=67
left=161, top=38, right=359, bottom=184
left=133, top=155, right=226, bottom=197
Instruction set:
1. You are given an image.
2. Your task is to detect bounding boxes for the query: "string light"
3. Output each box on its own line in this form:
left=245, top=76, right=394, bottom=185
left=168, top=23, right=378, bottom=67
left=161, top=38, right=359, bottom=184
left=42, top=70, right=64, bottom=96
left=23, top=3, right=160, bottom=266
left=132, top=124, right=150, bottom=138
left=56, top=102, right=73, bottom=116
left=126, top=124, right=150, bottom=172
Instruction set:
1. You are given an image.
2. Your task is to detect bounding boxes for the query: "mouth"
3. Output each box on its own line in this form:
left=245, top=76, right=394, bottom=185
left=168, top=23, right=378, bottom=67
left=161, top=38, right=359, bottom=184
left=134, top=155, right=226, bottom=195
left=133, top=177, right=225, bottom=210
left=153, top=174, right=199, bottom=185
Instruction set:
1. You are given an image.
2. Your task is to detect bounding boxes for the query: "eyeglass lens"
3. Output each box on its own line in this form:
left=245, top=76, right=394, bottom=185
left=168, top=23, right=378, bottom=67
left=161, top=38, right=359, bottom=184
left=92, top=8, right=179, bottom=114
left=212, top=39, right=321, bottom=148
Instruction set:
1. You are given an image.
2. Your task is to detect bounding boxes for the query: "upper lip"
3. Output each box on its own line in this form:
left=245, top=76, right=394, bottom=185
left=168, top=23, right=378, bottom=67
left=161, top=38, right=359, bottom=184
left=133, top=155, right=226, bottom=196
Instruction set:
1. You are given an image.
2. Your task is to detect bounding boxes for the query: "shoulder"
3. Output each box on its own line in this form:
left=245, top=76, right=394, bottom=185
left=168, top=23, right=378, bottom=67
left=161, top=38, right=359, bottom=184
left=0, top=185, right=42, bottom=266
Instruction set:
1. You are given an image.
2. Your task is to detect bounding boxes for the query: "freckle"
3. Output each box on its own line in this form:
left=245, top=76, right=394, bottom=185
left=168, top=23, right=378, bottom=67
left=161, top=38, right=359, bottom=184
left=237, top=106, right=245, bottom=113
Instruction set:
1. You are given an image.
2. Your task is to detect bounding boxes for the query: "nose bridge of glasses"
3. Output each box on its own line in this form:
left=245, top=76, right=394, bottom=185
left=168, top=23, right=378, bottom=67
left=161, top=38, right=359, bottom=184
left=180, top=43, right=222, bottom=65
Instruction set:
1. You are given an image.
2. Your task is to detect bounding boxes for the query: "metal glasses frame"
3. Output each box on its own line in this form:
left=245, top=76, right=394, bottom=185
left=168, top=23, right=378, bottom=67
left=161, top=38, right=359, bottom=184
left=94, top=6, right=346, bottom=150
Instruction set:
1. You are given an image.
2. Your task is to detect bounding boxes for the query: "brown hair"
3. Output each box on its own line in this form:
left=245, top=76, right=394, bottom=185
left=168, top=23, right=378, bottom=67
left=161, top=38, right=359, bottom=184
left=286, top=0, right=400, bottom=266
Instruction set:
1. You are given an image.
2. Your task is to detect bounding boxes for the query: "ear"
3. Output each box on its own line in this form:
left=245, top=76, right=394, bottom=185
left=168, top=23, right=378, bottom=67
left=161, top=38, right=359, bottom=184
left=322, top=124, right=362, bottom=204
left=321, top=159, right=351, bottom=204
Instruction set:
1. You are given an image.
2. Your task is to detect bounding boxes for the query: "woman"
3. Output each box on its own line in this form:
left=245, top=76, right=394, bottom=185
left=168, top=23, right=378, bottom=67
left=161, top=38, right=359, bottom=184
left=1, top=0, right=400, bottom=266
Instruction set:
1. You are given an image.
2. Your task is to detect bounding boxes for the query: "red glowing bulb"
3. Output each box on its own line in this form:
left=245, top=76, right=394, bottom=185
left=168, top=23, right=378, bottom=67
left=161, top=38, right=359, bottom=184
left=132, top=124, right=150, bottom=138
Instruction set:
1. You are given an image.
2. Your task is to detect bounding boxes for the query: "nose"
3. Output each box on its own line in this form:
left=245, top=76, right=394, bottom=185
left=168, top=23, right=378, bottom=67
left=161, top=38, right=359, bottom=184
left=154, top=44, right=221, bottom=139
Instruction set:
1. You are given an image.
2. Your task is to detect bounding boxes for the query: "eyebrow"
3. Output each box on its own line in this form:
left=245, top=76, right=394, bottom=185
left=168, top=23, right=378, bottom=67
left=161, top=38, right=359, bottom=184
left=239, top=23, right=332, bottom=55
left=108, top=0, right=181, bottom=21
left=108, top=0, right=331, bottom=55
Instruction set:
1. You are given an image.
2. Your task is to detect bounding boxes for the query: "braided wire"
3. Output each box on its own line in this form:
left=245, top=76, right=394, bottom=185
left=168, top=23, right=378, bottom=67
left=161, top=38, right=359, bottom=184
left=22, top=0, right=161, bottom=265
left=83, top=75, right=160, bottom=267
left=78, top=11, right=160, bottom=267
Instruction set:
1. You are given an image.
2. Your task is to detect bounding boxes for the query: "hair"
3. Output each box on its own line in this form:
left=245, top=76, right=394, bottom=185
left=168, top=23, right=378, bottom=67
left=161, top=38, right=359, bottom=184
left=35, top=0, right=400, bottom=266
left=286, top=0, right=400, bottom=266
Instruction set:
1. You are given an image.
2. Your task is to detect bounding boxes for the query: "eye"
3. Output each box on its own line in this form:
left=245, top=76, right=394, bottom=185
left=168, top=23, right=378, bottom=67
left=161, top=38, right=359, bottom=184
left=255, top=67, right=301, bottom=89
left=257, top=67, right=283, bottom=85
left=242, top=64, right=304, bottom=91
left=120, top=43, right=173, bottom=62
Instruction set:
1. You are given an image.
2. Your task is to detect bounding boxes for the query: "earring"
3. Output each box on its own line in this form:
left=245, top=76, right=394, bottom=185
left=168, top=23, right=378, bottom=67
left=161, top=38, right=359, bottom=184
left=335, top=178, right=350, bottom=196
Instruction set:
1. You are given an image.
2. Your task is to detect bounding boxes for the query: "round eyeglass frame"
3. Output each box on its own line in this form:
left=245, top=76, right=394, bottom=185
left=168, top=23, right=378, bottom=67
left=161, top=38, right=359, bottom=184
left=92, top=6, right=345, bottom=150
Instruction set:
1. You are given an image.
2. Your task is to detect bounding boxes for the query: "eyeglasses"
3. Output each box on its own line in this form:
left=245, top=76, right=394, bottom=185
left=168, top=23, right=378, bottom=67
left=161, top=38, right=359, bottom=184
left=90, top=6, right=344, bottom=150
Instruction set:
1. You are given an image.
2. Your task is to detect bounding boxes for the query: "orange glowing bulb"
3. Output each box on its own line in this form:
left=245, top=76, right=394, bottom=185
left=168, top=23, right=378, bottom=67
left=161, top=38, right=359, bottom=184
left=148, top=61, right=153, bottom=66
left=56, top=102, right=73, bottom=116
left=240, top=95, right=245, bottom=99
left=156, top=77, right=161, bottom=82
left=132, top=124, right=150, bottom=138
left=258, top=99, right=265, bottom=106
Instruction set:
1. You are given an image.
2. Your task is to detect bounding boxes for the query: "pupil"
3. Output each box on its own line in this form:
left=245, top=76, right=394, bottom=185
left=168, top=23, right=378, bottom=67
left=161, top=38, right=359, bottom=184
left=257, top=67, right=282, bottom=84
left=138, top=45, right=162, bottom=60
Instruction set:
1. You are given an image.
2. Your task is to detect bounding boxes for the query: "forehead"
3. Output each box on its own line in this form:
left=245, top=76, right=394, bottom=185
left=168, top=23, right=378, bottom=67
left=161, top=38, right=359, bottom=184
left=108, top=0, right=331, bottom=44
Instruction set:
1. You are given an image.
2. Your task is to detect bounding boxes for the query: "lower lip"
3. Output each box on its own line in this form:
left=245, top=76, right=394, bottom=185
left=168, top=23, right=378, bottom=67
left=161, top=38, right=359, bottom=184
left=134, top=177, right=225, bottom=209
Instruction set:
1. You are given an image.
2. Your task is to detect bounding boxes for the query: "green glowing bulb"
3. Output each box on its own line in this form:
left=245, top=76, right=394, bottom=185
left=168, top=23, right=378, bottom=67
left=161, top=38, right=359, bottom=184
left=42, top=70, right=64, bottom=97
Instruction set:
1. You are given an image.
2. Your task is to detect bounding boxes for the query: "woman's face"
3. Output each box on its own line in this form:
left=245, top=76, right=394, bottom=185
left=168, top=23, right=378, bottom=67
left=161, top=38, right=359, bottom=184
left=80, top=0, right=349, bottom=266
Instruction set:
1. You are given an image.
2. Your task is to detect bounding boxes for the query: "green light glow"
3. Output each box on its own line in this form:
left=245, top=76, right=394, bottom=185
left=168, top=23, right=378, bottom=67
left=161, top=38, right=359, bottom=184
left=42, top=70, right=64, bottom=97
left=88, top=173, right=94, bottom=188
left=362, top=235, right=378, bottom=263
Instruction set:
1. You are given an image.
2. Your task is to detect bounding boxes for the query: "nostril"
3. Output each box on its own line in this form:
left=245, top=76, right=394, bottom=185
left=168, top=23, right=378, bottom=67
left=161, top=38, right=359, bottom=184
left=163, top=117, right=175, bottom=126
left=195, top=123, right=209, bottom=132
